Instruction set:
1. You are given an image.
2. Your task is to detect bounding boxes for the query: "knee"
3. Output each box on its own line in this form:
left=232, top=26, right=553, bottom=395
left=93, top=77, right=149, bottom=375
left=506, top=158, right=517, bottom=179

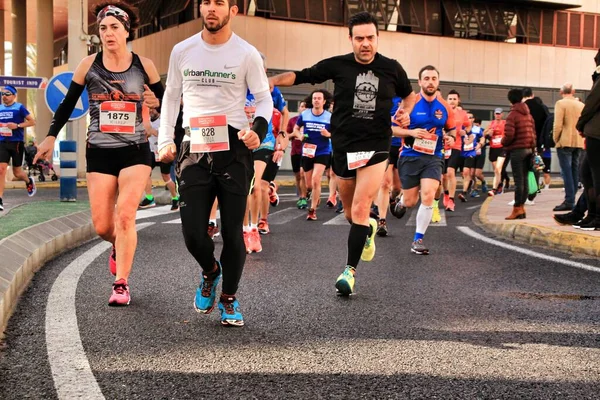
left=93, top=220, right=113, bottom=240
left=404, top=197, right=417, bottom=208
left=351, top=201, right=370, bottom=220
left=115, top=210, right=136, bottom=232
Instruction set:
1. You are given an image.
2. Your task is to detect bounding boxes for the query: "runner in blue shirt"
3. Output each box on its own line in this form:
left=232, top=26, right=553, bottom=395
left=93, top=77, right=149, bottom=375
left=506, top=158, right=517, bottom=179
left=392, top=66, right=456, bottom=254
left=292, top=89, right=332, bottom=220
left=458, top=113, right=483, bottom=202
left=0, top=85, right=37, bottom=210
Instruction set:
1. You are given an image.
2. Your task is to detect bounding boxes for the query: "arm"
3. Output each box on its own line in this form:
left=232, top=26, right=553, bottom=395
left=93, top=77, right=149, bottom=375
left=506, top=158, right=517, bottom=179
left=157, top=46, right=183, bottom=160
left=245, top=50, right=273, bottom=144
left=12, top=112, right=35, bottom=129
left=140, top=56, right=164, bottom=109
left=553, top=101, right=564, bottom=144
left=393, top=63, right=416, bottom=125
left=270, top=58, right=335, bottom=89
left=577, top=80, right=600, bottom=131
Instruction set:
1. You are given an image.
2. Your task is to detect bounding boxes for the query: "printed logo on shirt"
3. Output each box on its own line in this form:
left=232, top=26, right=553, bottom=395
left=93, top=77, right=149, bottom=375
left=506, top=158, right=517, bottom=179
left=353, top=71, right=379, bottom=119
left=183, top=68, right=237, bottom=80
left=434, top=109, right=443, bottom=120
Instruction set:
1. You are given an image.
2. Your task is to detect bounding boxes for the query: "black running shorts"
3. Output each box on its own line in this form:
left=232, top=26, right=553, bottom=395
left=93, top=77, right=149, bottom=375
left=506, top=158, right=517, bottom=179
left=302, top=154, right=331, bottom=172
left=0, top=141, right=24, bottom=167
left=333, top=150, right=389, bottom=179
left=446, top=149, right=464, bottom=170
left=86, top=142, right=152, bottom=177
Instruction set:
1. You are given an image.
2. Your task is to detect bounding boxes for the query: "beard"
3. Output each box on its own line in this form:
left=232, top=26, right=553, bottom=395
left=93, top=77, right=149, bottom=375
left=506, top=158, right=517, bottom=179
left=422, top=86, right=437, bottom=96
left=205, top=13, right=230, bottom=33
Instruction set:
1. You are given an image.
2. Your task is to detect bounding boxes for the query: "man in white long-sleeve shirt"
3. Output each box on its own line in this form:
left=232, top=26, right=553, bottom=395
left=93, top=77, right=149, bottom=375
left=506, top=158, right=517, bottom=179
left=158, top=0, right=273, bottom=327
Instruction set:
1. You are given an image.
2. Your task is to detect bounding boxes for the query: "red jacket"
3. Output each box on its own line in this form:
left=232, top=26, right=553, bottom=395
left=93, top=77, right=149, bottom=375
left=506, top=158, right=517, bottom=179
left=501, top=103, right=536, bottom=151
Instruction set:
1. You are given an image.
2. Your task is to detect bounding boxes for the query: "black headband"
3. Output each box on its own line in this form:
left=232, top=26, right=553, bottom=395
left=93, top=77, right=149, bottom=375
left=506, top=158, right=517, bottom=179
left=97, top=5, right=131, bottom=32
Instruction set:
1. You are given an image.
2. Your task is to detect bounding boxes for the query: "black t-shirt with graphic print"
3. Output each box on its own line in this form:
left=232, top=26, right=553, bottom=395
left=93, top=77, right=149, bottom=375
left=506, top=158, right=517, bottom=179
left=294, top=52, right=413, bottom=153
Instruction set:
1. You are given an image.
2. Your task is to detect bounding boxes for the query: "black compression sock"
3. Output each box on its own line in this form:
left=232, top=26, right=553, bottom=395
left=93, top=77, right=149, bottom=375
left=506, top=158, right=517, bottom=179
left=347, top=223, right=370, bottom=269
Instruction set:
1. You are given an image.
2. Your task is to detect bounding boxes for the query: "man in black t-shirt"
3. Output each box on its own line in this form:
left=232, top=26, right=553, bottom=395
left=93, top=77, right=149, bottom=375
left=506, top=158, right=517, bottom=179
left=269, top=12, right=416, bottom=296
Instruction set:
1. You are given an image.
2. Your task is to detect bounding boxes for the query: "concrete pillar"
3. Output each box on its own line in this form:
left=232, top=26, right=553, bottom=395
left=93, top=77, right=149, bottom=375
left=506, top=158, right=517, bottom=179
left=36, top=0, right=53, bottom=145
left=11, top=0, right=27, bottom=108
left=0, top=10, right=5, bottom=75
left=68, top=0, right=88, bottom=178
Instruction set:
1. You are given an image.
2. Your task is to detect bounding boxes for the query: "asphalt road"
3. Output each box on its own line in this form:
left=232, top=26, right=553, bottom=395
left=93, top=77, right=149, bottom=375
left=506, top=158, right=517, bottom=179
left=1, top=188, right=599, bottom=399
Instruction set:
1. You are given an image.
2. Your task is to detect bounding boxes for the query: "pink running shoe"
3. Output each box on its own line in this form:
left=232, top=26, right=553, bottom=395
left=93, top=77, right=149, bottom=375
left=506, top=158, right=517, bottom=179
left=109, top=246, right=117, bottom=276
left=108, top=279, right=130, bottom=306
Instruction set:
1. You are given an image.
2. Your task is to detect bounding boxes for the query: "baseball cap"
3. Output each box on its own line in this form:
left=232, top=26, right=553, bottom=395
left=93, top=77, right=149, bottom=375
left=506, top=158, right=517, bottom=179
left=494, top=108, right=503, bottom=114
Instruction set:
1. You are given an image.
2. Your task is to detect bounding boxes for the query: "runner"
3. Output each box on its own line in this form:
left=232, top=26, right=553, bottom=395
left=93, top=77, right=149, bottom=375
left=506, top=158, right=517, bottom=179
left=269, top=11, right=416, bottom=295
left=375, top=96, right=403, bottom=236
left=392, top=65, right=455, bottom=254
left=35, top=3, right=162, bottom=306
left=0, top=85, right=37, bottom=211
left=292, top=89, right=332, bottom=221
left=157, top=0, right=272, bottom=326
left=485, top=108, right=507, bottom=196
left=444, top=90, right=471, bottom=211
left=471, top=118, right=488, bottom=196
left=287, top=101, right=308, bottom=209
left=457, top=113, right=482, bottom=202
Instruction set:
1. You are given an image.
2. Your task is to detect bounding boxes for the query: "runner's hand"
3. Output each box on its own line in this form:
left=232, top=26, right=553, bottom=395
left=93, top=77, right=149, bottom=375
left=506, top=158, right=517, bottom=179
left=320, top=128, right=331, bottom=138
left=6, top=122, right=18, bottom=130
left=410, top=128, right=429, bottom=139
left=394, top=109, right=411, bottom=127
left=33, top=136, right=56, bottom=164
left=272, top=150, right=284, bottom=163
left=238, top=129, right=260, bottom=150
left=143, top=84, right=160, bottom=109
left=158, top=143, right=177, bottom=163
left=445, top=135, right=455, bottom=147
left=268, top=78, right=275, bottom=93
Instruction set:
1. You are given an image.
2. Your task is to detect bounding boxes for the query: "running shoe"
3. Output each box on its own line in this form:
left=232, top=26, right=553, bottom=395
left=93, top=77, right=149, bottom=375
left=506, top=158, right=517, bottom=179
left=307, top=208, right=317, bottom=221
left=26, top=176, right=36, bottom=197
left=171, top=198, right=179, bottom=211
left=326, top=197, right=337, bottom=208
left=208, top=222, right=220, bottom=239
left=361, top=218, right=377, bottom=262
left=574, top=214, right=596, bottom=229
left=443, top=193, right=449, bottom=208
left=470, top=190, right=480, bottom=198
left=306, top=190, right=312, bottom=202
left=458, top=193, right=467, bottom=202
left=268, top=182, right=279, bottom=207
left=257, top=218, right=270, bottom=235
left=391, top=201, right=408, bottom=219
left=218, top=298, right=244, bottom=327
left=579, top=219, right=600, bottom=231
left=109, top=245, right=117, bottom=276
left=445, top=198, right=455, bottom=212
left=194, top=261, right=222, bottom=314
left=243, top=231, right=251, bottom=253
left=335, top=201, right=344, bottom=214
left=248, top=228, right=262, bottom=253
left=431, top=203, right=441, bottom=223
left=487, top=190, right=496, bottom=197
left=376, top=219, right=388, bottom=237
left=138, top=197, right=156, bottom=209
left=335, top=266, right=355, bottom=296
left=297, top=198, right=308, bottom=209
left=496, top=184, right=504, bottom=195
left=0, top=198, right=4, bottom=211
left=108, top=279, right=130, bottom=306
left=411, top=239, right=429, bottom=255
left=481, top=183, right=489, bottom=193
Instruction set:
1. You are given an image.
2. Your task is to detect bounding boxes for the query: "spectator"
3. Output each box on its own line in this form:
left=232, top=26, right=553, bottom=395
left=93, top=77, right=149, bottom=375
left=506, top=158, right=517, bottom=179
left=553, top=83, right=585, bottom=211
left=502, top=89, right=536, bottom=220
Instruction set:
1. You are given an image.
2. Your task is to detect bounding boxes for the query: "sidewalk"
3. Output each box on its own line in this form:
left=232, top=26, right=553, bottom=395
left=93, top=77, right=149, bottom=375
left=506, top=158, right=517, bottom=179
left=478, top=188, right=600, bottom=257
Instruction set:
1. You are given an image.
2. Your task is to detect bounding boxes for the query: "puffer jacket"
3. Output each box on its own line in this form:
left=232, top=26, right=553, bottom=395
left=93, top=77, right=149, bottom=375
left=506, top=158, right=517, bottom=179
left=577, top=76, right=600, bottom=140
left=502, top=102, right=536, bottom=151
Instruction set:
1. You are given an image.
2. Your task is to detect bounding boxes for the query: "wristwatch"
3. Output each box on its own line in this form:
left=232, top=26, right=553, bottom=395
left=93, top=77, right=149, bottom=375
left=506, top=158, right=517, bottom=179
left=278, top=130, right=286, bottom=138
left=17, top=123, right=21, bottom=128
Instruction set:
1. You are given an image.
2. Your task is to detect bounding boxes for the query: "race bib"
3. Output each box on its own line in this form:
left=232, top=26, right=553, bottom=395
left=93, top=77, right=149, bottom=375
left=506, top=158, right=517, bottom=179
left=99, top=101, right=137, bottom=134
left=347, top=151, right=374, bottom=170
left=491, top=136, right=503, bottom=147
left=463, top=141, right=474, bottom=152
left=444, top=149, right=452, bottom=160
left=0, top=123, right=12, bottom=137
left=413, top=133, right=438, bottom=155
left=189, top=115, right=229, bottom=153
left=302, top=143, right=317, bottom=158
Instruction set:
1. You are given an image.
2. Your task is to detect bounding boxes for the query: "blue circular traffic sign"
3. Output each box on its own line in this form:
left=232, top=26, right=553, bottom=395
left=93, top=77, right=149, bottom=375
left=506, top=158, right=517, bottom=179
left=45, top=72, right=89, bottom=121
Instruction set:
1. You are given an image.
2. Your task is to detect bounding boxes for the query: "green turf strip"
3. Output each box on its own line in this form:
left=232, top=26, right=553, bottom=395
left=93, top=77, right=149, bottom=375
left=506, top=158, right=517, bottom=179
left=0, top=201, right=90, bottom=239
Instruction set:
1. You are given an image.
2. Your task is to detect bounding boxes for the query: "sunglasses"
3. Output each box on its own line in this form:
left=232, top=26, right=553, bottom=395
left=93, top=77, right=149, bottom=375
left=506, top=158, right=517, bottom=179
left=2, top=92, right=13, bottom=96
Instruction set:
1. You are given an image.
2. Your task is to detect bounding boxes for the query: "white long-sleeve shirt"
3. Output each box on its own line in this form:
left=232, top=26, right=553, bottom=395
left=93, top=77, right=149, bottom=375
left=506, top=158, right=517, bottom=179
left=158, top=31, right=273, bottom=151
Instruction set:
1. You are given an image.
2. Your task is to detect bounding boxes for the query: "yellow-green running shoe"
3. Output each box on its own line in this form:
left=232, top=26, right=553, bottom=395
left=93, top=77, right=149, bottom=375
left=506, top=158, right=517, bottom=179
left=360, top=218, right=378, bottom=262
left=432, top=200, right=441, bottom=223
left=335, top=266, right=355, bottom=296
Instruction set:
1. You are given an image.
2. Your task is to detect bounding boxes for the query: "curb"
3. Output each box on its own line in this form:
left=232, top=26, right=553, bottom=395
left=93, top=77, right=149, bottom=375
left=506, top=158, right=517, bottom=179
left=477, top=197, right=600, bottom=257
left=0, top=211, right=96, bottom=339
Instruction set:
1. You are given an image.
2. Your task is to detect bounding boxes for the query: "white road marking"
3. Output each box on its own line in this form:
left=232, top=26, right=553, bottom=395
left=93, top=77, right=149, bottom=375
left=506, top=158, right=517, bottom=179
left=406, top=207, right=447, bottom=226
left=54, top=79, right=83, bottom=111
left=269, top=207, right=305, bottom=225
left=136, top=205, right=175, bottom=220
left=324, top=213, right=349, bottom=226
left=466, top=205, right=481, bottom=210
left=164, top=218, right=181, bottom=224
left=457, top=226, right=600, bottom=274
left=45, top=222, right=154, bottom=400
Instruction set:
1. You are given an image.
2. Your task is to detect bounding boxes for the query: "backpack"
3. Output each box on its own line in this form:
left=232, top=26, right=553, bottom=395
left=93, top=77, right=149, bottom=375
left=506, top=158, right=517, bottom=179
left=540, top=113, right=555, bottom=149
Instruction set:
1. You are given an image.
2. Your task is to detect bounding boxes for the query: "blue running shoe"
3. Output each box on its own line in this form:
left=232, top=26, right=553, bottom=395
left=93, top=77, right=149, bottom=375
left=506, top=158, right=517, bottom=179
left=194, top=261, right=222, bottom=314
left=218, top=298, right=244, bottom=327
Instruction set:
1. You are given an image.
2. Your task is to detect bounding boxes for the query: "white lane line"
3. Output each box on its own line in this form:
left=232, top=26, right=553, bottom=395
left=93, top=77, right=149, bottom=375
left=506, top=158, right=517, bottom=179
left=406, top=207, right=447, bottom=226
left=164, top=218, right=181, bottom=224
left=46, top=222, right=155, bottom=400
left=466, top=205, right=481, bottom=210
left=269, top=207, right=306, bottom=225
left=457, top=226, right=600, bottom=274
left=324, top=213, right=349, bottom=226
left=136, top=205, right=173, bottom=220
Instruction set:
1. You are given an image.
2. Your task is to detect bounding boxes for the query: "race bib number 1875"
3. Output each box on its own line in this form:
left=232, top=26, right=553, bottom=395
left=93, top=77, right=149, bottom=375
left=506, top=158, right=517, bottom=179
left=99, top=101, right=137, bottom=134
